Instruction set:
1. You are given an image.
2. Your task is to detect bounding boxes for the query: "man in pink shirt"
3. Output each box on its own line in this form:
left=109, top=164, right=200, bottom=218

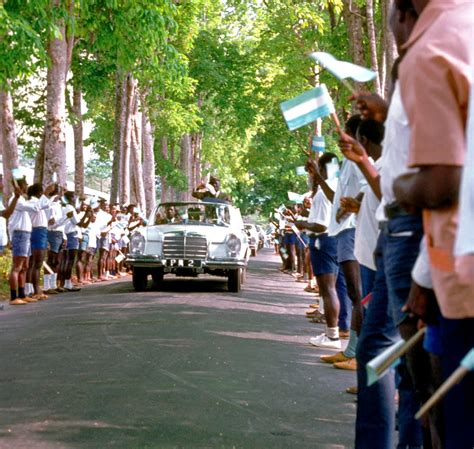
left=394, top=0, right=474, bottom=447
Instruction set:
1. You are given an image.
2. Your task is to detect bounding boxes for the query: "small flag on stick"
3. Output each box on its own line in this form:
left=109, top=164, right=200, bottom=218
left=310, top=52, right=377, bottom=83
left=280, top=84, right=335, bottom=131
left=416, top=348, right=474, bottom=419
left=312, top=136, right=325, bottom=153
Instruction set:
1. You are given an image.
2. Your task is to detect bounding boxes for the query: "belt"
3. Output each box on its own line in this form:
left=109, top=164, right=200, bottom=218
left=384, top=202, right=419, bottom=220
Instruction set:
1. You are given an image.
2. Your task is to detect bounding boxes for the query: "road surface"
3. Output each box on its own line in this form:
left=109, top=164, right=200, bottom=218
left=0, top=249, right=356, bottom=449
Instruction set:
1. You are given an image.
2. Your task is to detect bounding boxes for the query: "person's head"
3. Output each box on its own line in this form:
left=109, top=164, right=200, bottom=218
left=356, top=119, right=385, bottom=159
left=27, top=183, right=43, bottom=199
left=126, top=204, right=135, bottom=215
left=15, top=178, right=28, bottom=195
left=318, top=152, right=338, bottom=180
left=303, top=196, right=312, bottom=210
left=165, top=206, right=176, bottom=219
left=345, top=114, right=362, bottom=138
left=64, top=191, right=75, bottom=205
left=408, top=0, right=429, bottom=15
left=99, top=198, right=107, bottom=211
left=391, top=0, right=419, bottom=53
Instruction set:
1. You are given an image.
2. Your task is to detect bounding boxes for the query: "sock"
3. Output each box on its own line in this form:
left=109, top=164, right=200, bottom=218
left=327, top=326, right=340, bottom=340
left=52, top=273, right=58, bottom=289
left=43, top=274, right=51, bottom=291
left=10, top=289, right=17, bottom=301
left=25, top=283, right=33, bottom=295
left=319, top=298, right=325, bottom=315
left=18, top=287, right=26, bottom=299
left=105, top=271, right=110, bottom=277
left=343, top=330, right=358, bottom=358
left=65, top=279, right=73, bottom=289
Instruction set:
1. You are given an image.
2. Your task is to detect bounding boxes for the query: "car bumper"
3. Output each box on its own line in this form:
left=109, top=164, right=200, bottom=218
left=126, top=255, right=246, bottom=271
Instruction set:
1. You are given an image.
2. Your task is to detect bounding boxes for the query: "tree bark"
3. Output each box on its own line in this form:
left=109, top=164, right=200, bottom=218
left=72, top=85, right=84, bottom=197
left=130, top=96, right=146, bottom=213
left=43, top=2, right=73, bottom=188
left=0, top=89, right=20, bottom=200
left=179, top=134, right=192, bottom=201
left=142, top=103, right=156, bottom=215
left=366, top=0, right=381, bottom=95
left=110, top=73, right=126, bottom=204
left=382, top=0, right=398, bottom=97
left=119, top=73, right=135, bottom=205
left=160, top=136, right=169, bottom=203
left=169, top=142, right=175, bottom=201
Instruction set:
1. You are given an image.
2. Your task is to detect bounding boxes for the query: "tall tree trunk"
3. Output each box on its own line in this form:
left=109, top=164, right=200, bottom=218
left=342, top=0, right=366, bottom=91
left=169, top=142, right=175, bottom=201
left=366, top=0, right=381, bottom=95
left=160, top=136, right=168, bottom=203
left=110, top=73, right=126, bottom=203
left=142, top=103, right=156, bottom=215
left=72, top=85, right=84, bottom=197
left=179, top=134, right=192, bottom=201
left=0, top=89, right=20, bottom=200
left=34, top=133, right=46, bottom=185
left=382, top=0, right=397, bottom=97
left=192, top=132, right=202, bottom=188
left=119, top=73, right=135, bottom=205
left=130, top=96, right=146, bottom=213
left=43, top=3, right=73, bottom=188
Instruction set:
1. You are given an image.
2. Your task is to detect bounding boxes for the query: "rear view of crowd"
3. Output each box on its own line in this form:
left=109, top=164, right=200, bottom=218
left=0, top=177, right=146, bottom=306
left=274, top=0, right=473, bottom=448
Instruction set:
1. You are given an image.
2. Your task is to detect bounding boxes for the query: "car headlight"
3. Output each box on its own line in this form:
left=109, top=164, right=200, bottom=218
left=225, top=234, right=241, bottom=256
left=130, top=232, right=146, bottom=255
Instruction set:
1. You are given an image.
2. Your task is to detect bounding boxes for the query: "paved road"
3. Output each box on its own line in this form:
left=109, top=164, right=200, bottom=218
left=0, top=249, right=356, bottom=449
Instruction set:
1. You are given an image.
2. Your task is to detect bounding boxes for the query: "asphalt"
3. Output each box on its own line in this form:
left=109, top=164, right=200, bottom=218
left=0, top=249, right=357, bottom=449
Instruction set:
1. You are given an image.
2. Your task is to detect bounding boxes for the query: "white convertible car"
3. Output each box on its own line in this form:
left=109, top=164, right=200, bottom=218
left=126, top=200, right=249, bottom=292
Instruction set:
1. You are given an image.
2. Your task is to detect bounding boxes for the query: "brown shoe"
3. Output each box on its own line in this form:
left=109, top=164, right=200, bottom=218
left=320, top=351, right=352, bottom=364
left=346, top=385, right=358, bottom=395
left=44, top=289, right=58, bottom=295
left=22, top=296, right=38, bottom=303
left=33, top=294, right=48, bottom=300
left=334, top=358, right=357, bottom=371
left=339, top=330, right=350, bottom=339
left=308, top=304, right=319, bottom=309
left=10, top=299, right=28, bottom=305
left=305, top=308, right=318, bottom=316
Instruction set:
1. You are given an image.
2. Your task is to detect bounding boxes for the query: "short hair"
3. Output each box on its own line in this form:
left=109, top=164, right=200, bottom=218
left=357, top=118, right=385, bottom=145
left=64, top=191, right=75, bottom=204
left=318, top=152, right=338, bottom=167
left=27, top=183, right=43, bottom=198
left=345, top=114, right=362, bottom=137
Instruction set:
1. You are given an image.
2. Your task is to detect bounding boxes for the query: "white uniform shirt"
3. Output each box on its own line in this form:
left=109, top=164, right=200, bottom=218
left=308, top=179, right=338, bottom=233
left=8, top=195, right=50, bottom=234
left=47, top=201, right=65, bottom=232
left=376, top=82, right=417, bottom=222
left=327, top=160, right=367, bottom=236
left=354, top=159, right=382, bottom=270
left=0, top=203, right=7, bottom=247
left=29, top=195, right=51, bottom=228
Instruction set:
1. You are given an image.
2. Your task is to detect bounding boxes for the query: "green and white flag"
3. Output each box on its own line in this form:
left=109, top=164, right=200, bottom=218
left=280, top=84, right=334, bottom=131
left=312, top=136, right=325, bottom=153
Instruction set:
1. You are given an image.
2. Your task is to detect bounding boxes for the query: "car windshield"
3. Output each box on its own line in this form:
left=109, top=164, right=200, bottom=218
left=153, top=202, right=231, bottom=226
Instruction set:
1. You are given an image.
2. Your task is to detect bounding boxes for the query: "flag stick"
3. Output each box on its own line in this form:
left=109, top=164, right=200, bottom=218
left=415, top=366, right=469, bottom=419
left=340, top=78, right=356, bottom=96
left=43, top=261, right=54, bottom=275
left=331, top=112, right=343, bottom=136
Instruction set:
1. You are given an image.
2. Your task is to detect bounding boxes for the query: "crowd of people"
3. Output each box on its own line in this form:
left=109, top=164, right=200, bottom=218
left=273, top=0, right=473, bottom=448
left=0, top=178, right=146, bottom=306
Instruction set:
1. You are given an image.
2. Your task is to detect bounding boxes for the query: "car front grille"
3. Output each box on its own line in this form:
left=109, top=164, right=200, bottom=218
left=163, top=232, right=208, bottom=260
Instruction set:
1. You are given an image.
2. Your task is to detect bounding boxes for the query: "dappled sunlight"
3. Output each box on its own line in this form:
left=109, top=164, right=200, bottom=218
left=212, top=331, right=309, bottom=344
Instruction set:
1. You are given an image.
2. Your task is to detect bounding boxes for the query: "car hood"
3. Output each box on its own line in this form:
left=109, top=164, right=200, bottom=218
left=146, top=224, right=241, bottom=244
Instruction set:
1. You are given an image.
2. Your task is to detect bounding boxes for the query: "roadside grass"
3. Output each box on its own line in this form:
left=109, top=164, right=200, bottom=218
left=0, top=249, right=11, bottom=300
